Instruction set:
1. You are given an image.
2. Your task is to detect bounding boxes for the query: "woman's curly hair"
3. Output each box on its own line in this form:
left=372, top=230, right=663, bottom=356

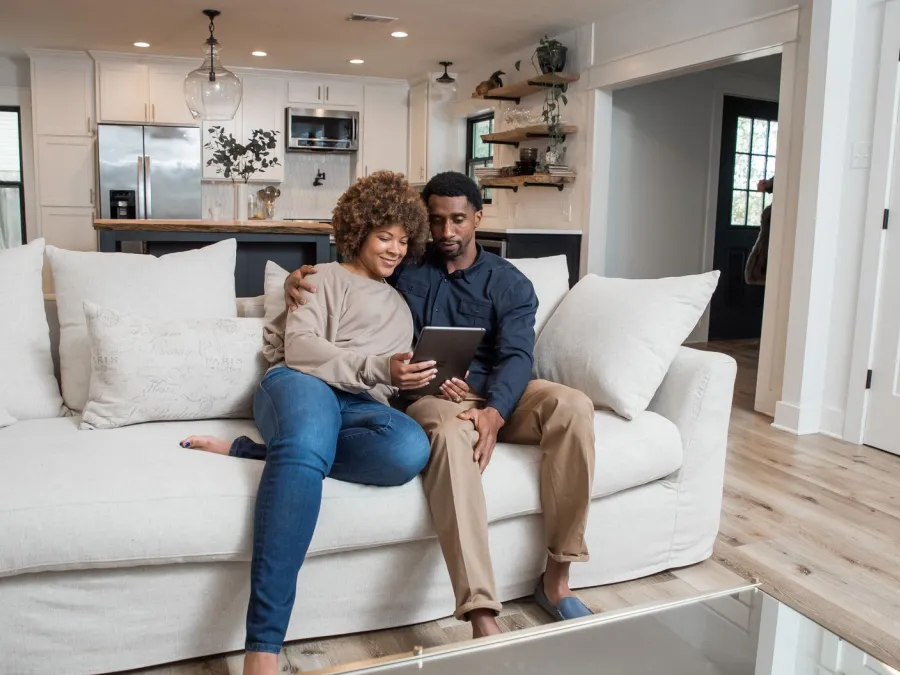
left=331, top=171, right=429, bottom=261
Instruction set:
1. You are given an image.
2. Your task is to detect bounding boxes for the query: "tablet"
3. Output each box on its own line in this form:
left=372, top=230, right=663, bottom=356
left=410, top=326, right=485, bottom=397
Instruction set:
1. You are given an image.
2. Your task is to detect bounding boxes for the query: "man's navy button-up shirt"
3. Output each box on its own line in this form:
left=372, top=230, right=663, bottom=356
left=391, top=245, right=538, bottom=421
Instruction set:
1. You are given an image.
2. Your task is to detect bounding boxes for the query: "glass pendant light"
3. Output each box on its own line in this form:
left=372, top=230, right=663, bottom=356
left=183, top=9, right=242, bottom=121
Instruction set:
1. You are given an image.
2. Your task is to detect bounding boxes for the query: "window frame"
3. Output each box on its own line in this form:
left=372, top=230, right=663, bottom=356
left=0, top=106, right=26, bottom=245
left=465, top=112, right=494, bottom=205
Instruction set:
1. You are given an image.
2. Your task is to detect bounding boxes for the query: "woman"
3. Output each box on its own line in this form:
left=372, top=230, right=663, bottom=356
left=183, top=171, right=436, bottom=675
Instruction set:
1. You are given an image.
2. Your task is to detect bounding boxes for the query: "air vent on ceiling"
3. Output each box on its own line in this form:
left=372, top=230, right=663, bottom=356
left=347, top=13, right=398, bottom=23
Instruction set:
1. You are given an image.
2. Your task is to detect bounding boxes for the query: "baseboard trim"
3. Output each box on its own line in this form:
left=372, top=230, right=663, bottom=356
left=773, top=400, right=821, bottom=435
left=818, top=406, right=846, bottom=440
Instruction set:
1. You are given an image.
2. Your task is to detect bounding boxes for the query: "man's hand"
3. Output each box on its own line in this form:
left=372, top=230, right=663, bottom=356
left=390, top=352, right=437, bottom=390
left=457, top=407, right=505, bottom=473
left=439, top=372, right=470, bottom=403
left=284, top=265, right=319, bottom=311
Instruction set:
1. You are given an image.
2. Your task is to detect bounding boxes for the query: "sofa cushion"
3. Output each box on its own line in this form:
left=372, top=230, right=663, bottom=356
left=80, top=303, right=268, bottom=430
left=507, top=255, right=570, bottom=337
left=46, top=240, right=238, bottom=412
left=0, top=239, right=67, bottom=423
left=535, top=272, right=719, bottom=420
left=0, top=412, right=681, bottom=578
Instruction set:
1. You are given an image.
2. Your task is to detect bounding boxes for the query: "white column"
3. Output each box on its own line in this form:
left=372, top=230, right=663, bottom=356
left=775, top=0, right=859, bottom=434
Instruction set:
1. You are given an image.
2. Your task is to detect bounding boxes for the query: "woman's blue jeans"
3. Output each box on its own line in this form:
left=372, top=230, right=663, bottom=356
left=232, top=366, right=430, bottom=654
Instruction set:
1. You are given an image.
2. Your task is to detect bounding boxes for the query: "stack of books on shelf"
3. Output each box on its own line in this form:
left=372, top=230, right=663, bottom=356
left=545, top=164, right=577, bottom=177
left=473, top=167, right=501, bottom=179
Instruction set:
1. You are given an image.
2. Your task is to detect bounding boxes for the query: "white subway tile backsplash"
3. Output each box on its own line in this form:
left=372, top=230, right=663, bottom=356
left=201, top=152, right=353, bottom=221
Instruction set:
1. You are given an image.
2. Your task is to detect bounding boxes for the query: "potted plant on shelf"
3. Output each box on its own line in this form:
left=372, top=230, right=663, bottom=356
left=515, top=36, right=570, bottom=168
left=204, top=127, right=281, bottom=220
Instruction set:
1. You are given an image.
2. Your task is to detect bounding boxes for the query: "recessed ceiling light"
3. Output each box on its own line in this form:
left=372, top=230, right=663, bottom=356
left=391, top=31, right=408, bottom=38
left=251, top=51, right=267, bottom=57
left=349, top=59, right=365, bottom=64
left=134, top=42, right=150, bottom=48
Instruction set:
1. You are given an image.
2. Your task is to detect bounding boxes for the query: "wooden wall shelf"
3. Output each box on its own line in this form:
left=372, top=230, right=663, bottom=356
left=481, top=124, right=578, bottom=148
left=472, top=72, right=580, bottom=104
left=478, top=174, right=576, bottom=192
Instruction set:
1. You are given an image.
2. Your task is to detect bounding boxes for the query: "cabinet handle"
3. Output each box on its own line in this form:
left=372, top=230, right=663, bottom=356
left=365, top=165, right=368, bottom=176
left=89, top=188, right=94, bottom=206
left=318, top=85, right=321, bottom=101
left=326, top=86, right=330, bottom=101
left=151, top=103, right=155, bottom=121
left=87, top=116, right=92, bottom=133
left=144, top=103, right=148, bottom=121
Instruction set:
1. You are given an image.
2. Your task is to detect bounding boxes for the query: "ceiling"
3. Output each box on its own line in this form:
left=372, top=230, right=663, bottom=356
left=2, top=0, right=635, bottom=79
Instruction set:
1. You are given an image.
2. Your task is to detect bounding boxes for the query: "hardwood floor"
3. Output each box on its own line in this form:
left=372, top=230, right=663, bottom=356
left=697, top=339, right=900, bottom=671
left=127, top=340, right=900, bottom=674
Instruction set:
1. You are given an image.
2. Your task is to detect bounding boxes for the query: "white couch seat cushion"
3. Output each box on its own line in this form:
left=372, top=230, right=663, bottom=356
left=0, top=412, right=681, bottom=578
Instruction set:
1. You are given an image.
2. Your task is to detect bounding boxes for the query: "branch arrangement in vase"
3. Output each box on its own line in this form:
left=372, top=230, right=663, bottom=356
left=204, top=127, right=281, bottom=183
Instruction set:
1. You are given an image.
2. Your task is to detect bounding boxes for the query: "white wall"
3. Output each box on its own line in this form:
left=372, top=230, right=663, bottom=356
left=818, top=0, right=886, bottom=438
left=606, top=60, right=781, bottom=341
left=0, top=56, right=36, bottom=244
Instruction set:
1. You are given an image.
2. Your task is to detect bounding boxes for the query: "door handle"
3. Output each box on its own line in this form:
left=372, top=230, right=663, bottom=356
left=137, top=156, right=145, bottom=217
left=145, top=156, right=152, bottom=218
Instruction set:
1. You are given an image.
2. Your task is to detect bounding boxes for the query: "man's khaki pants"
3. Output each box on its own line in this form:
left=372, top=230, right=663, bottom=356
left=406, top=380, right=595, bottom=619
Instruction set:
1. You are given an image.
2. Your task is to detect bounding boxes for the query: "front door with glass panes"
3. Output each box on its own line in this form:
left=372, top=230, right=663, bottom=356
left=0, top=107, right=25, bottom=249
left=709, top=96, right=778, bottom=340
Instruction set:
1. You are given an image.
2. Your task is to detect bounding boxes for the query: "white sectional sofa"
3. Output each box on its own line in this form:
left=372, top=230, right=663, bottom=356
left=0, top=264, right=736, bottom=675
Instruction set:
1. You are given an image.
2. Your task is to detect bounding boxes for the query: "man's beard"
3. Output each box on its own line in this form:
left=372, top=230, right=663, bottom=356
left=436, top=239, right=464, bottom=259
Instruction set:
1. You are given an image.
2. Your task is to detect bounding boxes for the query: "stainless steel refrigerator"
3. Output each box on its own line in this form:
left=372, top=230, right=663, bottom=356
left=97, top=124, right=201, bottom=220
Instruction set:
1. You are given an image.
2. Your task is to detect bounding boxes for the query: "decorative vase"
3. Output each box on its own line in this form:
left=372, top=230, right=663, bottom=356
left=537, top=45, right=567, bottom=74
left=232, top=182, right=247, bottom=220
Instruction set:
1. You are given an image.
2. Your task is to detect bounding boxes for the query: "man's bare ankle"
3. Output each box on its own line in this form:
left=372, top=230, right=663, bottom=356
left=469, top=609, right=501, bottom=638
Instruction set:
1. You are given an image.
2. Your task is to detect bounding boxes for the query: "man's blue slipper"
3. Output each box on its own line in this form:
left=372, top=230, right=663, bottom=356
left=533, top=575, right=594, bottom=621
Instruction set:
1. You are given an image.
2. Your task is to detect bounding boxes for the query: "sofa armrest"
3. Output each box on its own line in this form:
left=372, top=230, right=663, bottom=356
left=647, top=346, right=737, bottom=564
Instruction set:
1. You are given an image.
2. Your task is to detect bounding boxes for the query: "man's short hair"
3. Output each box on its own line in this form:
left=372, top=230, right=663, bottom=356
left=422, top=171, right=484, bottom=212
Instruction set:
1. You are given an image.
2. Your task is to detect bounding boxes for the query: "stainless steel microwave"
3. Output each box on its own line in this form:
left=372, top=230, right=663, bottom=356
left=286, top=107, right=359, bottom=153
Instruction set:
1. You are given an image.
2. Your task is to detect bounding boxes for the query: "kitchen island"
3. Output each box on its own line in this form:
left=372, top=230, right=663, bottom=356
left=94, top=219, right=334, bottom=297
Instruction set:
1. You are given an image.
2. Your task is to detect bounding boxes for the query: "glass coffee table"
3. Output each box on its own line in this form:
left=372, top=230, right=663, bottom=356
left=304, top=585, right=897, bottom=675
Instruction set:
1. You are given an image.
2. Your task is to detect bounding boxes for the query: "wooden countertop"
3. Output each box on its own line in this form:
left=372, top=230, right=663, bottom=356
left=93, top=219, right=333, bottom=235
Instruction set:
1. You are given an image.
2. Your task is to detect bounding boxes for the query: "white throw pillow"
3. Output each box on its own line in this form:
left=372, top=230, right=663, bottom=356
left=508, top=255, right=570, bottom=336
left=46, top=239, right=238, bottom=411
left=0, top=239, right=66, bottom=422
left=80, top=302, right=267, bottom=430
left=264, top=260, right=289, bottom=321
left=534, top=272, right=720, bottom=420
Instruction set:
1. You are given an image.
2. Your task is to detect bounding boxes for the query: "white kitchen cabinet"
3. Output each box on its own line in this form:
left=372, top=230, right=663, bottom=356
left=37, top=136, right=95, bottom=207
left=361, top=84, right=408, bottom=176
left=41, top=206, right=97, bottom=252
left=242, top=76, right=286, bottom=183
left=202, top=105, right=243, bottom=181
left=288, top=78, right=362, bottom=108
left=408, top=81, right=428, bottom=184
left=97, top=59, right=198, bottom=124
left=147, top=63, right=195, bottom=124
left=30, top=56, right=94, bottom=136
left=98, top=61, right=149, bottom=123
left=322, top=81, right=364, bottom=107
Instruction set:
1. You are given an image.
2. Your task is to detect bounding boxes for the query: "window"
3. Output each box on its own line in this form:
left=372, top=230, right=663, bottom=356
left=466, top=113, right=494, bottom=205
left=731, top=116, right=777, bottom=227
left=0, top=107, right=25, bottom=249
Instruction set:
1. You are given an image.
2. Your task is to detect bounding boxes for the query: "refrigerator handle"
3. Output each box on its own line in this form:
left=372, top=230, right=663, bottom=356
left=137, top=155, right=145, bottom=218
left=145, top=155, right=152, bottom=219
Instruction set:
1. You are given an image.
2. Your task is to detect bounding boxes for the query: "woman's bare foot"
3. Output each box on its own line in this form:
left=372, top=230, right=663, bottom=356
left=243, top=651, right=278, bottom=675
left=179, top=435, right=231, bottom=455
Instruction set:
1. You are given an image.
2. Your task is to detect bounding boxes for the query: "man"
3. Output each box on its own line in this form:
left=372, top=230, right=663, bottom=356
left=286, top=171, right=595, bottom=636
